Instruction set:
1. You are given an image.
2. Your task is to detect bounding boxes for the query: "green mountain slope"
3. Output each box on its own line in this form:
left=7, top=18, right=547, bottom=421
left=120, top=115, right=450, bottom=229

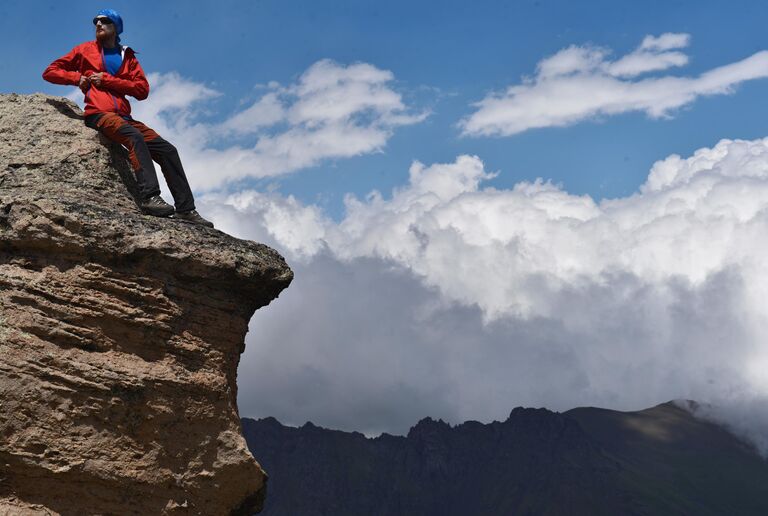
left=566, top=402, right=768, bottom=515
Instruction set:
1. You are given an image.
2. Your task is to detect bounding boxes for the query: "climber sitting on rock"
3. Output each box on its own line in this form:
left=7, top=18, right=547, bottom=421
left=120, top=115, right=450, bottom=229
left=42, top=9, right=213, bottom=228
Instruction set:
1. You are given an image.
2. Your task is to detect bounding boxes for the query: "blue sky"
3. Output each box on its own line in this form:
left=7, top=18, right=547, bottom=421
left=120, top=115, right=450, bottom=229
left=5, top=1, right=768, bottom=442
left=5, top=0, right=768, bottom=217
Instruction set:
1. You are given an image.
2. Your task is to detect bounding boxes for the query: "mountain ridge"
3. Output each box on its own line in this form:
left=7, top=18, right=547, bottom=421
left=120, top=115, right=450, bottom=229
left=243, top=400, right=768, bottom=515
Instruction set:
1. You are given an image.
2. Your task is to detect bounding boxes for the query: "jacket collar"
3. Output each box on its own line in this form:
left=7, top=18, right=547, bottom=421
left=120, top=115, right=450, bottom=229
left=93, top=39, right=133, bottom=54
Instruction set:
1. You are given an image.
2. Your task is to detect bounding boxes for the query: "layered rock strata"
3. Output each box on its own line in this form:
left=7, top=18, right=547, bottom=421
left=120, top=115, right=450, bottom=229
left=0, top=94, right=292, bottom=515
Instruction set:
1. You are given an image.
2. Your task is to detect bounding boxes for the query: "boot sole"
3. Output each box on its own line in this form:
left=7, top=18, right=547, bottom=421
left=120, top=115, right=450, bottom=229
left=141, top=207, right=175, bottom=217
left=172, top=217, right=214, bottom=228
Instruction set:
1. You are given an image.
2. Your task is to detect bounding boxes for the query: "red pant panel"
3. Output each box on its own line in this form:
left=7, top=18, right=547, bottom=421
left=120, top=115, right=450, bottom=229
left=95, top=112, right=160, bottom=171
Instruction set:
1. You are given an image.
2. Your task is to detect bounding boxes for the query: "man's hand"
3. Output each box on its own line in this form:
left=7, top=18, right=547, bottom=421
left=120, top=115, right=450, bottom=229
left=89, top=72, right=105, bottom=87
left=79, top=75, right=90, bottom=93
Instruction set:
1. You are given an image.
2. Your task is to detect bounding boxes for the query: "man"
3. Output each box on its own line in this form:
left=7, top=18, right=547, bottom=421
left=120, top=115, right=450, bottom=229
left=43, top=9, right=213, bottom=228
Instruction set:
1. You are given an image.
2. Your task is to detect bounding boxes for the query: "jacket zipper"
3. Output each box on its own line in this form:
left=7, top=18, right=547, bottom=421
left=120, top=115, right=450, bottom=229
left=100, top=45, right=122, bottom=114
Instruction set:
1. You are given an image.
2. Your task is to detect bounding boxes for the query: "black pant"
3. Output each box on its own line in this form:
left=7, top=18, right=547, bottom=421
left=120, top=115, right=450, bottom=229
left=85, top=113, right=196, bottom=213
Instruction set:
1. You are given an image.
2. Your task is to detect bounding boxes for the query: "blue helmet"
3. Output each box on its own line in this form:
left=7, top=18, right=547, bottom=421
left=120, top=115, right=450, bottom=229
left=94, top=9, right=123, bottom=35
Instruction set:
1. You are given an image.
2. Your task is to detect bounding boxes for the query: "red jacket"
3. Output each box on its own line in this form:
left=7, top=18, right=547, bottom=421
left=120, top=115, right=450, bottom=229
left=43, top=40, right=149, bottom=117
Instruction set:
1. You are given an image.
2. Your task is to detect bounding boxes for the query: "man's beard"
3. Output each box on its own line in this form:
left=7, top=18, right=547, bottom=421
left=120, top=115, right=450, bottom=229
left=96, top=32, right=115, bottom=45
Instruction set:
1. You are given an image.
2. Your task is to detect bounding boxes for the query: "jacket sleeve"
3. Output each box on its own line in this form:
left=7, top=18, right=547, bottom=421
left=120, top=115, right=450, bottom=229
left=101, top=54, right=149, bottom=100
left=42, top=46, right=82, bottom=86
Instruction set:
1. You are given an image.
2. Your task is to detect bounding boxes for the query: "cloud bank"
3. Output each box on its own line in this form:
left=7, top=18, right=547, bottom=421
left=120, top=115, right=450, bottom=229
left=460, top=33, right=768, bottom=137
left=210, top=138, right=768, bottom=455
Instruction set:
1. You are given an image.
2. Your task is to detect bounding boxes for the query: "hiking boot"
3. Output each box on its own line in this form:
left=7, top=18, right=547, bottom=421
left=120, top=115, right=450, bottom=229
left=173, top=209, right=214, bottom=228
left=140, top=195, right=175, bottom=217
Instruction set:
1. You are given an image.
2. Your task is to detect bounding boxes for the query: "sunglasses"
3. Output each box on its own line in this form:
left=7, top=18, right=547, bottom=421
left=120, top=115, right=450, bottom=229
left=92, top=17, right=114, bottom=26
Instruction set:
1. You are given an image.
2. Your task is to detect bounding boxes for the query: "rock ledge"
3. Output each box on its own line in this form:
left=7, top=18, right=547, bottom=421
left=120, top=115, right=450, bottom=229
left=0, top=94, right=293, bottom=515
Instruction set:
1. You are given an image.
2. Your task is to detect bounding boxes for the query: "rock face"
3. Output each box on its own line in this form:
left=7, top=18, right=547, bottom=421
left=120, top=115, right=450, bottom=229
left=0, top=94, right=293, bottom=515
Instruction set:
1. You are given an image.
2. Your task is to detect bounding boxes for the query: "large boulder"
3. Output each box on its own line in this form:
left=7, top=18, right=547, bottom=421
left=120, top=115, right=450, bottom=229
left=0, top=94, right=292, bottom=515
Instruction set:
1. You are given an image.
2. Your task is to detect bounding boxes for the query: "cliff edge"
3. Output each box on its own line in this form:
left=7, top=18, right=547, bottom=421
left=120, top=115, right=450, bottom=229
left=0, top=94, right=293, bottom=515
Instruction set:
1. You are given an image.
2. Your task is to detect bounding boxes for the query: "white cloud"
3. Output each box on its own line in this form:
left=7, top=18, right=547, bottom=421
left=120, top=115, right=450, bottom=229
left=226, top=141, right=768, bottom=320
left=287, top=60, right=408, bottom=126
left=605, top=33, right=691, bottom=78
left=204, top=189, right=329, bottom=259
left=460, top=33, right=768, bottom=137
left=221, top=93, right=286, bottom=135
left=640, top=33, right=690, bottom=52
left=215, top=138, right=768, bottom=453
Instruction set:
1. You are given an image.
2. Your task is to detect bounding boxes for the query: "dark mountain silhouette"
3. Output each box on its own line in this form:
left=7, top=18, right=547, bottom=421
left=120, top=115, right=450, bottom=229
left=242, top=401, right=768, bottom=515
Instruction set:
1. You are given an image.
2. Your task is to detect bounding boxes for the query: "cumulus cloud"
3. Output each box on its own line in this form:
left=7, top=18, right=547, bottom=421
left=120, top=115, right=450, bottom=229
left=214, top=138, right=768, bottom=453
left=460, top=33, right=768, bottom=137
left=235, top=140, right=768, bottom=321
left=69, top=60, right=427, bottom=190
